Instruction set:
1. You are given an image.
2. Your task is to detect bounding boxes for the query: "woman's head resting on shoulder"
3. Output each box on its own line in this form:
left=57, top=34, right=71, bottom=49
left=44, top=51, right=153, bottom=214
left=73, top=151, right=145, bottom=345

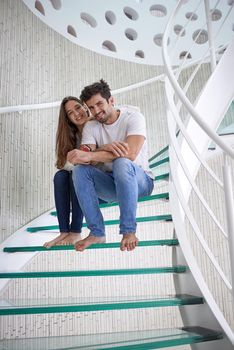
left=61, top=96, right=92, bottom=130
left=55, top=96, right=92, bottom=169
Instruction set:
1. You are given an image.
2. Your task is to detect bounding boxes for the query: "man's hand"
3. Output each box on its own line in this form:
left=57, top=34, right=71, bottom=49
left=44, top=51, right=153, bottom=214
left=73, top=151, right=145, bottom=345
left=99, top=142, right=129, bottom=157
left=67, top=149, right=92, bottom=165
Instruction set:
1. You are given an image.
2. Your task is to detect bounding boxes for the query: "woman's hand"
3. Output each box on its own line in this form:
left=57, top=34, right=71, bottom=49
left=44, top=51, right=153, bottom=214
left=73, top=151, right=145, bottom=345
left=67, top=149, right=92, bottom=165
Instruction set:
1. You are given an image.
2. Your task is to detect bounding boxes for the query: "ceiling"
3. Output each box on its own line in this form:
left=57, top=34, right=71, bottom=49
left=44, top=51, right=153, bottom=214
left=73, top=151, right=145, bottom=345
left=22, top=0, right=234, bottom=65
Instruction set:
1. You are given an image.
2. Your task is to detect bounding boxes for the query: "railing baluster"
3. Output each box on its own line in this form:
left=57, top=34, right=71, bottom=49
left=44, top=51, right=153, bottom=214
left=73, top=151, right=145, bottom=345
left=223, top=154, right=234, bottom=305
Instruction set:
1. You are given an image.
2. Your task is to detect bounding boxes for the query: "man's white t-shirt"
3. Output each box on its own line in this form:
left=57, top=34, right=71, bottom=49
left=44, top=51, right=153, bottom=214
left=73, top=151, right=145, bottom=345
left=81, top=106, right=152, bottom=177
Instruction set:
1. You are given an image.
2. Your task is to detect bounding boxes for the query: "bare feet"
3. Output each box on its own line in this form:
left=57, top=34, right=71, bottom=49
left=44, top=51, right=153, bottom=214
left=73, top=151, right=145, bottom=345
left=44, top=233, right=81, bottom=248
left=120, top=233, right=138, bottom=251
left=44, top=233, right=69, bottom=248
left=74, top=234, right=106, bottom=252
left=59, top=233, right=82, bottom=245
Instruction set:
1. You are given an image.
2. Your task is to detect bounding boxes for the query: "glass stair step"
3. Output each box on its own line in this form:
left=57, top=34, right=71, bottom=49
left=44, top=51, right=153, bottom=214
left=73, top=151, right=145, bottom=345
left=3, top=238, right=178, bottom=253
left=149, top=145, right=169, bottom=163
left=0, top=266, right=186, bottom=279
left=149, top=157, right=169, bottom=169
left=50, top=192, right=169, bottom=216
left=0, top=294, right=203, bottom=316
left=0, top=326, right=223, bottom=349
left=155, top=172, right=169, bottom=181
left=26, top=215, right=172, bottom=233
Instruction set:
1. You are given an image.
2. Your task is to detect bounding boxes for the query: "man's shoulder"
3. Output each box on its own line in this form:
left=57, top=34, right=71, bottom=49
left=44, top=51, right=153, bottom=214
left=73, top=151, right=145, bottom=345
left=84, top=119, right=99, bottom=129
left=119, top=106, right=145, bottom=124
left=119, top=105, right=141, bottom=116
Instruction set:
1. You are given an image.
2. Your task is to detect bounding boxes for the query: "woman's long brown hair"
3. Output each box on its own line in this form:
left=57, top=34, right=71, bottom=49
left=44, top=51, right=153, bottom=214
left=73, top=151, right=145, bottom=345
left=55, top=96, right=90, bottom=169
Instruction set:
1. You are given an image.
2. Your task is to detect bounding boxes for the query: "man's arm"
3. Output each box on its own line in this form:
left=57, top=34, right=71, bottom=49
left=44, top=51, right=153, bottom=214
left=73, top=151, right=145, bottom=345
left=67, top=135, right=144, bottom=165
left=124, top=135, right=145, bottom=161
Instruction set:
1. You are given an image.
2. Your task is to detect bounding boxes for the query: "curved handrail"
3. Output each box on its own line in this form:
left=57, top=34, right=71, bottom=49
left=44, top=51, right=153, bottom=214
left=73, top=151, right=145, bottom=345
left=162, top=1, right=234, bottom=160
left=166, top=80, right=226, bottom=240
left=0, top=51, right=230, bottom=115
left=162, top=0, right=234, bottom=345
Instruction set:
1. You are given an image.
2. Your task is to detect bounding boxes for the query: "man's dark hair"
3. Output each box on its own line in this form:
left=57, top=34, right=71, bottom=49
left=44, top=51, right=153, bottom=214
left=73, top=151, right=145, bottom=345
left=80, top=79, right=111, bottom=102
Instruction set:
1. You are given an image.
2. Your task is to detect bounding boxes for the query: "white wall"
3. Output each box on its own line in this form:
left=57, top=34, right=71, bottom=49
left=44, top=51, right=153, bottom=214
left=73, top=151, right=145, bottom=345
left=0, top=0, right=167, bottom=242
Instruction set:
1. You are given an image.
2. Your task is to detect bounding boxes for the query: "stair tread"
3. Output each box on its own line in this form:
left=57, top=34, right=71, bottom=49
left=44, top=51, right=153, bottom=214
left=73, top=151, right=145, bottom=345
left=0, top=265, right=186, bottom=278
left=0, top=294, right=203, bottom=315
left=50, top=192, right=170, bottom=216
left=155, top=172, right=169, bottom=181
left=26, top=215, right=173, bottom=232
left=0, top=326, right=222, bottom=349
left=149, top=145, right=169, bottom=162
left=3, top=238, right=178, bottom=253
left=149, top=157, right=169, bottom=169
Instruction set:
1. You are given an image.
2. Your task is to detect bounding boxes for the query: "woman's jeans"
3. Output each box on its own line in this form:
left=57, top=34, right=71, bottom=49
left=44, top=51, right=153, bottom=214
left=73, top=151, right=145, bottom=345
left=72, top=158, right=154, bottom=237
left=54, top=170, right=83, bottom=233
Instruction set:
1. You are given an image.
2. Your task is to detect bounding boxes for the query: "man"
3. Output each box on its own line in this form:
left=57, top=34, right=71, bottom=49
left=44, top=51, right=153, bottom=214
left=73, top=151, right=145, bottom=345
left=67, top=79, right=154, bottom=252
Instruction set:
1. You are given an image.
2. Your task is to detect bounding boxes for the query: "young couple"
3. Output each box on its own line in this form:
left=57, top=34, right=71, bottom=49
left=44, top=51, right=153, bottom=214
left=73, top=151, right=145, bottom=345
left=44, top=79, right=154, bottom=252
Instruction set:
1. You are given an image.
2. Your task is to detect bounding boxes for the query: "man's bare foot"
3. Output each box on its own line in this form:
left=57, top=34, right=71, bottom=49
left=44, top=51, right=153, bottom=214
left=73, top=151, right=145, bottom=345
left=74, top=234, right=106, bottom=252
left=120, top=233, right=138, bottom=251
left=44, top=233, right=69, bottom=248
left=59, top=232, right=82, bottom=245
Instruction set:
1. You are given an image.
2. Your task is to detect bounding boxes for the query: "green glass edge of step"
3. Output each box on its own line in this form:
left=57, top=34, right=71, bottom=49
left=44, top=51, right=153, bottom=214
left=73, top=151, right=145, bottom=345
left=3, top=238, right=178, bottom=253
left=26, top=215, right=172, bottom=233
left=0, top=266, right=186, bottom=279
left=0, top=327, right=223, bottom=350
left=96, top=332, right=223, bottom=350
left=149, top=157, right=169, bottom=169
left=149, top=145, right=169, bottom=163
left=156, top=173, right=169, bottom=181
left=50, top=192, right=169, bottom=216
left=0, top=295, right=203, bottom=316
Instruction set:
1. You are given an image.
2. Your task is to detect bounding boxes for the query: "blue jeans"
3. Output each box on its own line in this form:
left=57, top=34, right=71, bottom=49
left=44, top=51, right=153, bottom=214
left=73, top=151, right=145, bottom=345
left=72, top=158, right=154, bottom=237
left=54, top=170, right=83, bottom=233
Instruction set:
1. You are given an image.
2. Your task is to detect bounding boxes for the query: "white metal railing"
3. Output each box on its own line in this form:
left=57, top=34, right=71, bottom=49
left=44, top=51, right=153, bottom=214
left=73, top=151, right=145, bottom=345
left=163, top=0, right=234, bottom=345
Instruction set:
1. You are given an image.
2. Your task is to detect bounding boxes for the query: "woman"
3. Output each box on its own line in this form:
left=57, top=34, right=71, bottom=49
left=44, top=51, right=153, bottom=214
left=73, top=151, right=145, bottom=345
left=44, top=96, right=92, bottom=248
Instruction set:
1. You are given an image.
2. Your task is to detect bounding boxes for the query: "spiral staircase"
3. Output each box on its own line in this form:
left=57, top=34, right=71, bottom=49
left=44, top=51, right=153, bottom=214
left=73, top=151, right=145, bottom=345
left=0, top=0, right=234, bottom=349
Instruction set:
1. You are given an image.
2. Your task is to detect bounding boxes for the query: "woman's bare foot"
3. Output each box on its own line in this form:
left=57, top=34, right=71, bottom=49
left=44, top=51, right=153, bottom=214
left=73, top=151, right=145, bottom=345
left=44, top=233, right=69, bottom=248
left=59, top=232, right=82, bottom=245
left=120, top=233, right=138, bottom=251
left=75, top=234, right=106, bottom=252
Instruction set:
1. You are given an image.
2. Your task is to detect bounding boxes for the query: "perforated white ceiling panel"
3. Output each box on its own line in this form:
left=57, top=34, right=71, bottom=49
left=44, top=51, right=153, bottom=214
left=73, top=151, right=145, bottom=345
left=22, top=0, right=234, bottom=65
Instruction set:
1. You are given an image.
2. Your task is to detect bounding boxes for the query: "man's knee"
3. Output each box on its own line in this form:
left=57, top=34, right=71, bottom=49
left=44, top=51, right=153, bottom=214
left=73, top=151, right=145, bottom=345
left=72, top=165, right=94, bottom=184
left=112, top=158, right=135, bottom=176
left=73, top=165, right=86, bottom=180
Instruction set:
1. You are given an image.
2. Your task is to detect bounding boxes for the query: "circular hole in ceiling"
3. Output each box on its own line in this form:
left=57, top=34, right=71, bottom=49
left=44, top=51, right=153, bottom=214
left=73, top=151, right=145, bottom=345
left=67, top=25, right=77, bottom=37
left=210, top=9, right=222, bottom=21
left=135, top=50, right=145, bottom=58
left=123, top=7, right=139, bottom=20
left=228, top=0, right=234, bottom=5
left=150, top=5, right=167, bottom=17
left=232, top=23, right=234, bottom=31
left=125, top=28, right=138, bottom=41
left=179, top=51, right=192, bottom=60
left=174, top=24, right=186, bottom=36
left=185, top=12, right=198, bottom=21
left=102, top=40, right=116, bottom=52
left=80, top=13, right=97, bottom=28
left=193, top=29, right=208, bottom=44
left=35, top=1, right=45, bottom=15
left=105, top=11, right=116, bottom=25
left=153, top=33, right=169, bottom=46
left=50, top=0, right=61, bottom=10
